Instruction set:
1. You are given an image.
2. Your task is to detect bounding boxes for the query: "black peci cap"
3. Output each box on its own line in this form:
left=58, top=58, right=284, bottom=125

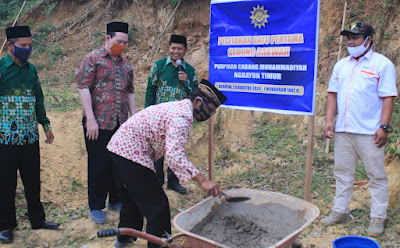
left=6, top=26, right=32, bottom=39
left=107, top=22, right=129, bottom=34
left=170, top=34, right=187, bottom=47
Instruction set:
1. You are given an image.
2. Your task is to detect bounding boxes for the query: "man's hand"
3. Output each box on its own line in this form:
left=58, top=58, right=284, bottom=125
left=374, top=128, right=388, bottom=148
left=200, top=180, right=223, bottom=197
left=193, top=173, right=223, bottom=197
left=45, top=130, right=54, bottom=144
left=178, top=71, right=188, bottom=82
left=86, top=118, right=99, bottom=140
left=324, top=122, right=334, bottom=139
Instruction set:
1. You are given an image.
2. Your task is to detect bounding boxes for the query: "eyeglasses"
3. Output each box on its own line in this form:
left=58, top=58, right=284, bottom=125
left=198, top=97, right=216, bottom=116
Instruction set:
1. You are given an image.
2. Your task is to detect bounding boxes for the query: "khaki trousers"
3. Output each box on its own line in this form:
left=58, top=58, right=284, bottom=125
left=332, top=133, right=388, bottom=219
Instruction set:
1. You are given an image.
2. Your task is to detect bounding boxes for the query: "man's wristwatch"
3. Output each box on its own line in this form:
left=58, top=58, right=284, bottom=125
left=380, top=124, right=392, bottom=133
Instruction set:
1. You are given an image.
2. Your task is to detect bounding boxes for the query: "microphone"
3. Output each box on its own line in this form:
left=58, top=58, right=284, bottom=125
left=176, top=59, right=182, bottom=72
left=176, top=59, right=189, bottom=93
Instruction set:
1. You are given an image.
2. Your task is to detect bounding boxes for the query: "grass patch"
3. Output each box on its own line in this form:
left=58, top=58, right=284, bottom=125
left=41, top=72, right=80, bottom=112
left=42, top=85, right=80, bottom=112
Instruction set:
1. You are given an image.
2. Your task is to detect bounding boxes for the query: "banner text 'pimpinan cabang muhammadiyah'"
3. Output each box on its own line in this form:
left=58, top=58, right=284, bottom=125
left=209, top=0, right=320, bottom=115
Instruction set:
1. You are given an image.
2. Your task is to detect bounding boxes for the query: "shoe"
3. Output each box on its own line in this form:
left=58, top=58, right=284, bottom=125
left=113, top=237, right=134, bottom=248
left=0, top=229, right=13, bottom=243
left=367, top=218, right=385, bottom=236
left=108, top=202, right=122, bottom=212
left=167, top=183, right=187, bottom=194
left=32, top=221, right=60, bottom=230
left=319, top=211, right=351, bottom=226
left=89, top=209, right=106, bottom=224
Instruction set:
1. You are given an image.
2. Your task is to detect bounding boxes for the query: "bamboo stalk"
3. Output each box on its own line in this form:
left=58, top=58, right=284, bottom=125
left=153, top=0, right=183, bottom=59
left=0, top=1, right=27, bottom=53
left=304, top=115, right=315, bottom=201
left=208, top=115, right=215, bottom=181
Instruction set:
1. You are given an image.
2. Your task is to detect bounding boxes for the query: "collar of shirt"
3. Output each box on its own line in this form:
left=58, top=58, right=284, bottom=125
left=4, top=53, right=29, bottom=68
left=166, top=56, right=187, bottom=70
left=348, top=48, right=374, bottom=62
left=100, top=46, right=123, bottom=62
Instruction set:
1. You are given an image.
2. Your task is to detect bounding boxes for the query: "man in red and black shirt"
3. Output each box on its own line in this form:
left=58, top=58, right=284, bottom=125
left=76, top=22, right=136, bottom=224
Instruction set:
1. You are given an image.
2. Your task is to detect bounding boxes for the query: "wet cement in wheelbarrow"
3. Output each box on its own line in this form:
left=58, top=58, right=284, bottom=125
left=190, top=202, right=306, bottom=248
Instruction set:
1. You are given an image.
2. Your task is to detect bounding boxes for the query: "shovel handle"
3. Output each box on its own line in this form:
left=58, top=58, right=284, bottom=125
left=97, top=228, right=186, bottom=248
left=97, top=228, right=120, bottom=237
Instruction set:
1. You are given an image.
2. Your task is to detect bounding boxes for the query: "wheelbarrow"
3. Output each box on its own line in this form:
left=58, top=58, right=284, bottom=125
left=98, top=188, right=319, bottom=248
left=97, top=227, right=223, bottom=247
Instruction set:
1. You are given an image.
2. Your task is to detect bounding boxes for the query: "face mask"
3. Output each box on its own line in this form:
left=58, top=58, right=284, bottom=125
left=193, top=97, right=216, bottom=122
left=194, top=104, right=211, bottom=122
left=347, top=36, right=370, bottom=58
left=13, top=45, right=32, bottom=61
left=109, top=42, right=126, bottom=56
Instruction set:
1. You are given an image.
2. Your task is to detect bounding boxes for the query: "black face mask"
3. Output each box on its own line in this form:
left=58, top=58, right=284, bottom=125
left=194, top=104, right=212, bottom=122
left=13, top=45, right=32, bottom=61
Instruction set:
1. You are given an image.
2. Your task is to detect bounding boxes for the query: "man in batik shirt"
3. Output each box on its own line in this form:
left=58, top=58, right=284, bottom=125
left=145, top=34, right=198, bottom=194
left=0, top=26, right=59, bottom=244
left=108, top=79, right=226, bottom=248
left=76, top=22, right=136, bottom=224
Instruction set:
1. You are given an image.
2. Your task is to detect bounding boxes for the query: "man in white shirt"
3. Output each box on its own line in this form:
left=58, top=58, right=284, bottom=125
left=320, top=21, right=397, bottom=237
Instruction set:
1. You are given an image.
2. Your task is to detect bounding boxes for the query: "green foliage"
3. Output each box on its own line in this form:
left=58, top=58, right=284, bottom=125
left=323, top=33, right=335, bottom=57
left=46, top=2, right=57, bottom=18
left=355, top=163, right=367, bottom=181
left=252, top=119, right=305, bottom=160
left=41, top=73, right=80, bottom=112
left=383, top=0, right=400, bottom=9
left=0, top=0, right=43, bottom=23
left=49, top=43, right=64, bottom=62
left=170, top=0, right=181, bottom=7
left=385, top=98, right=400, bottom=157
left=31, top=22, right=66, bottom=66
left=32, top=22, right=56, bottom=55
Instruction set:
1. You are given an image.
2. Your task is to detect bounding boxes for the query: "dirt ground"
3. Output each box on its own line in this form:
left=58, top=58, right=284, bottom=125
left=2, top=110, right=398, bottom=248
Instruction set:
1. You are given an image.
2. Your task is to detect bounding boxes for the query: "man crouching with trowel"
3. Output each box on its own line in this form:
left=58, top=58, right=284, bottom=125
left=107, top=79, right=226, bottom=248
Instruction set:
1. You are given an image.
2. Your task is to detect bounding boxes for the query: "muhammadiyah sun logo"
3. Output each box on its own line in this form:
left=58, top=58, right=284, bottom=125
left=250, top=5, right=270, bottom=29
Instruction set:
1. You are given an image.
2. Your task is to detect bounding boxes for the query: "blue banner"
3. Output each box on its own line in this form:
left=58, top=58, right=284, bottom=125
left=209, top=0, right=320, bottom=115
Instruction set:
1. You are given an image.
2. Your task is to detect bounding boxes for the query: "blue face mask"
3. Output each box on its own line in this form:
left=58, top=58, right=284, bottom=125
left=12, top=45, right=32, bottom=61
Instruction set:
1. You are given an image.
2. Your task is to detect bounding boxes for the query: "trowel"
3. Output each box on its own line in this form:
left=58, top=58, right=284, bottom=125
left=222, top=192, right=250, bottom=203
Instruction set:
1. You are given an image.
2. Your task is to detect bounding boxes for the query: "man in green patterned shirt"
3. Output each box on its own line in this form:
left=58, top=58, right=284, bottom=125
left=145, top=34, right=198, bottom=194
left=0, top=26, right=59, bottom=243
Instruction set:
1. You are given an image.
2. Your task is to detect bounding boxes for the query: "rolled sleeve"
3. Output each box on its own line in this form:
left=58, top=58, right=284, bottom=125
left=327, top=63, right=339, bottom=93
left=164, top=116, right=199, bottom=183
left=76, top=54, right=96, bottom=89
left=378, top=61, right=397, bottom=97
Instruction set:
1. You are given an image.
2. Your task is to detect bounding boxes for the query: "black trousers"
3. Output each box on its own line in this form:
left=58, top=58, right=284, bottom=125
left=111, top=153, right=171, bottom=248
left=0, top=142, right=46, bottom=231
left=154, top=157, right=179, bottom=187
left=84, top=127, right=121, bottom=210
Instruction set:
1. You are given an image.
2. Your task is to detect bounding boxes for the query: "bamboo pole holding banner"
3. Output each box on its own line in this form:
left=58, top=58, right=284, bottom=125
left=304, top=115, right=315, bottom=201
left=0, top=1, right=27, bottom=53
left=208, top=115, right=215, bottom=180
left=325, top=1, right=347, bottom=154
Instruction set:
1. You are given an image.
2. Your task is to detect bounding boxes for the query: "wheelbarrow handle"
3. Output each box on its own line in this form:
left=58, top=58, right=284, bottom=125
left=97, top=228, right=120, bottom=238
left=97, top=227, right=186, bottom=248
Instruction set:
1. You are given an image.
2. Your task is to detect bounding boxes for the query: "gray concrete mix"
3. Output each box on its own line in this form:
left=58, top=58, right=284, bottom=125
left=190, top=202, right=306, bottom=247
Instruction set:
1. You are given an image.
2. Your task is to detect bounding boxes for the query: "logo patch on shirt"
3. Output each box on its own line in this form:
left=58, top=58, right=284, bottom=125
left=361, top=66, right=375, bottom=76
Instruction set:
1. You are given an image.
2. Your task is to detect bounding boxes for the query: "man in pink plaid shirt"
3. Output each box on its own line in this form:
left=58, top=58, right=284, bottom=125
left=107, top=79, right=226, bottom=248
